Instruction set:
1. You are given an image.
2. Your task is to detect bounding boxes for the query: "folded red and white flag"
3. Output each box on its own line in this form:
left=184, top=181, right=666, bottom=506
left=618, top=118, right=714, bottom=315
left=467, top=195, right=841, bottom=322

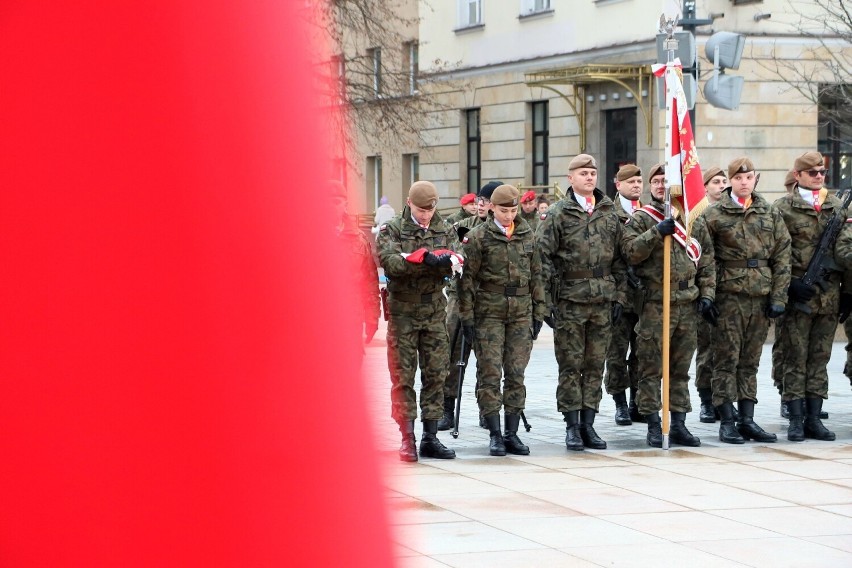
left=402, top=247, right=464, bottom=275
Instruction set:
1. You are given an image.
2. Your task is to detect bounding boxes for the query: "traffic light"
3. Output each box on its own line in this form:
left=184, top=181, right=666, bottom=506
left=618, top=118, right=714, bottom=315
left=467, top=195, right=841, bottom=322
left=703, top=31, right=746, bottom=110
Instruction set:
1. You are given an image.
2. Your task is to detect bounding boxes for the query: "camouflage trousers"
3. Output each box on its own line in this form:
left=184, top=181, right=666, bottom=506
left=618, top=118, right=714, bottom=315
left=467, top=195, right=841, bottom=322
left=844, top=317, right=852, bottom=379
left=636, top=301, right=696, bottom=415
left=473, top=316, right=533, bottom=416
left=776, top=309, right=835, bottom=401
left=444, top=292, right=474, bottom=399
left=695, top=318, right=714, bottom=390
left=386, top=303, right=449, bottom=423
left=553, top=301, right=612, bottom=413
left=710, top=294, right=770, bottom=407
left=603, top=310, right=639, bottom=395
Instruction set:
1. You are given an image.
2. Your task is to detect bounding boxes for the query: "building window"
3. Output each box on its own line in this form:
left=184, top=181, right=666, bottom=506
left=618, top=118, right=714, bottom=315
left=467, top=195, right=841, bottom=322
left=402, top=153, right=420, bottom=192
left=403, top=42, right=419, bottom=95
left=367, top=48, right=382, bottom=96
left=466, top=109, right=481, bottom=193
left=520, top=0, right=552, bottom=16
left=818, top=85, right=852, bottom=189
left=457, top=0, right=482, bottom=29
left=330, top=54, right=345, bottom=102
left=367, top=155, right=383, bottom=211
left=531, top=101, right=549, bottom=186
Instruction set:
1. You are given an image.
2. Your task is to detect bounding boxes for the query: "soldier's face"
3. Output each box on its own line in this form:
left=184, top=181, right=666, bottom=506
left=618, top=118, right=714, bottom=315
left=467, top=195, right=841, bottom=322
left=492, top=204, right=518, bottom=227
left=730, top=171, right=755, bottom=199
left=477, top=198, right=490, bottom=217
left=408, top=201, right=436, bottom=226
left=704, top=175, right=727, bottom=203
left=649, top=175, right=666, bottom=200
left=521, top=200, right=537, bottom=213
left=616, top=176, right=643, bottom=200
left=332, top=195, right=347, bottom=220
left=462, top=202, right=478, bottom=215
left=795, top=167, right=826, bottom=190
left=537, top=202, right=549, bottom=214
left=568, top=168, right=597, bottom=196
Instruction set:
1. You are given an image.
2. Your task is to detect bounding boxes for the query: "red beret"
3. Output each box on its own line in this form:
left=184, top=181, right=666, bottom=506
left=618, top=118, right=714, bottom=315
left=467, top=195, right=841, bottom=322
left=460, top=193, right=476, bottom=205
left=521, top=190, right=536, bottom=203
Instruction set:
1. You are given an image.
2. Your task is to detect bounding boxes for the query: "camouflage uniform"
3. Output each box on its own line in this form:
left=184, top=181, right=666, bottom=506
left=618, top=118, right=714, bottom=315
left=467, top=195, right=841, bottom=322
left=376, top=207, right=455, bottom=423
left=459, top=216, right=547, bottom=417
left=520, top=209, right=540, bottom=232
left=337, top=217, right=380, bottom=348
left=696, top=191, right=791, bottom=407
left=537, top=189, right=627, bottom=414
left=622, top=201, right=715, bottom=416
left=447, top=207, right=473, bottom=224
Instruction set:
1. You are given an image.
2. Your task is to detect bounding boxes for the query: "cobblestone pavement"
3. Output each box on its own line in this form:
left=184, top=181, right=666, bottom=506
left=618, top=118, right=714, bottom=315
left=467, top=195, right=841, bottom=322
left=364, top=320, right=852, bottom=567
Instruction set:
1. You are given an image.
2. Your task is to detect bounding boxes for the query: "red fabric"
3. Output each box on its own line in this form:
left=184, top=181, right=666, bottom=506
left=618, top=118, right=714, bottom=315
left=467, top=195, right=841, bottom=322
left=521, top=190, right=536, bottom=203
left=813, top=190, right=822, bottom=212
left=405, top=247, right=429, bottom=263
left=460, top=193, right=476, bottom=205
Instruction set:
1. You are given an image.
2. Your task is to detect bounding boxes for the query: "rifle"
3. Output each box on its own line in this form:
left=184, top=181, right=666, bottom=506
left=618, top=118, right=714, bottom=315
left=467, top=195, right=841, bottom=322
left=794, top=188, right=852, bottom=314
left=451, top=332, right=471, bottom=439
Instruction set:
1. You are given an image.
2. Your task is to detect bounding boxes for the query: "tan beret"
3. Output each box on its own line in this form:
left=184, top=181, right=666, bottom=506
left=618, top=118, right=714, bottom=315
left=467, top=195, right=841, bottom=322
left=408, top=180, right=439, bottom=209
left=702, top=166, right=724, bottom=186
left=647, top=163, right=665, bottom=183
left=794, top=151, right=824, bottom=172
left=784, top=170, right=797, bottom=192
left=490, top=184, right=520, bottom=207
left=327, top=180, right=347, bottom=199
left=616, top=164, right=641, bottom=182
left=569, top=153, right=597, bottom=171
left=727, top=157, right=755, bottom=180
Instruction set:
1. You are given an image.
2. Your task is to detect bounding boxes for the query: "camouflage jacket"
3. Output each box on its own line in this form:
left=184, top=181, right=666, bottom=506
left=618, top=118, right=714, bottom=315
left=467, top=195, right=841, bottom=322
left=612, top=194, right=643, bottom=314
left=622, top=200, right=715, bottom=303
left=447, top=207, right=472, bottom=224
left=520, top=209, right=539, bottom=232
left=694, top=190, right=791, bottom=305
left=458, top=215, right=547, bottom=324
left=337, top=217, right=380, bottom=328
left=536, top=187, right=628, bottom=307
left=773, top=189, right=852, bottom=314
left=376, top=206, right=454, bottom=311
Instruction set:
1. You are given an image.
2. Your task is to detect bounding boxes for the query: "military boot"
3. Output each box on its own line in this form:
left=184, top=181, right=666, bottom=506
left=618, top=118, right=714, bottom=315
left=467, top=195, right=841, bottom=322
left=419, top=420, right=456, bottom=459
left=736, top=400, right=776, bottom=443
left=804, top=398, right=836, bottom=441
left=479, top=414, right=488, bottom=429
left=698, top=388, right=716, bottom=423
left=629, top=388, right=645, bottom=423
left=484, top=414, right=506, bottom=456
left=579, top=408, right=607, bottom=449
left=398, top=420, right=418, bottom=463
left=503, top=413, right=530, bottom=455
left=646, top=413, right=662, bottom=448
left=563, top=411, right=584, bottom=451
left=437, top=397, right=455, bottom=431
left=787, top=399, right=805, bottom=442
left=613, top=391, right=632, bottom=426
left=670, top=412, right=701, bottom=446
left=780, top=400, right=790, bottom=419
left=717, top=402, right=745, bottom=444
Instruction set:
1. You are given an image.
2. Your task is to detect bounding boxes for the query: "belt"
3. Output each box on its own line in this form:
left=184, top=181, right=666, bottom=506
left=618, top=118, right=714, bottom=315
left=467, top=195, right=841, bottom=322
left=478, top=282, right=530, bottom=296
left=723, top=259, right=768, bottom=268
left=563, top=267, right=611, bottom=279
left=391, top=291, right=441, bottom=304
left=648, top=279, right=693, bottom=291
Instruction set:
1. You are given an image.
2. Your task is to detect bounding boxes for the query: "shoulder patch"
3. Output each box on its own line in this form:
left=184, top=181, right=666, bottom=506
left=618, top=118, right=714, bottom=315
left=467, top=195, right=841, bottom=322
left=540, top=213, right=548, bottom=220
left=380, top=224, right=387, bottom=231
left=846, top=218, right=852, bottom=223
left=462, top=236, right=469, bottom=244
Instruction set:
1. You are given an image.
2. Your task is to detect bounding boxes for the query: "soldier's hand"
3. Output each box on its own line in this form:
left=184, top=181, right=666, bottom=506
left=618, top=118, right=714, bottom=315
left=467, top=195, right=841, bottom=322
left=543, top=307, right=557, bottom=329
left=839, top=293, right=852, bottom=323
left=462, top=322, right=475, bottom=345
left=765, top=303, right=785, bottom=319
left=656, top=218, right=676, bottom=236
left=364, top=322, right=378, bottom=344
left=531, top=319, right=543, bottom=340
left=697, top=297, right=719, bottom=327
left=789, top=278, right=817, bottom=302
left=611, top=302, right=623, bottom=324
left=424, top=252, right=453, bottom=268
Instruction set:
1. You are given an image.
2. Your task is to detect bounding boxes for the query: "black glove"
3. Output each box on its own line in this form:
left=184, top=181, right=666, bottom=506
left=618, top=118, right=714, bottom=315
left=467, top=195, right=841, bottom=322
left=543, top=307, right=557, bottom=329
left=531, top=319, right=543, bottom=340
left=611, top=302, right=623, bottom=324
left=424, top=252, right=453, bottom=268
left=765, top=303, right=785, bottom=319
left=696, top=297, right=719, bottom=327
left=656, top=218, right=676, bottom=236
left=789, top=277, right=816, bottom=302
left=462, top=322, right=475, bottom=345
left=840, top=293, right=852, bottom=323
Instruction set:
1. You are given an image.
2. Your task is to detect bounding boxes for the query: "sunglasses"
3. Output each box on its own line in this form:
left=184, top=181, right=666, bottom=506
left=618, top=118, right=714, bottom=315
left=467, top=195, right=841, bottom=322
left=801, top=169, right=827, bottom=177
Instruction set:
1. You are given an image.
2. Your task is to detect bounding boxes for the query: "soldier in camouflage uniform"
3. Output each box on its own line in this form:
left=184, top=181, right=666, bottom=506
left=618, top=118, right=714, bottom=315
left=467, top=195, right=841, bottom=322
left=377, top=181, right=457, bottom=462
left=773, top=151, right=852, bottom=442
left=439, top=182, right=502, bottom=431
left=694, top=166, right=727, bottom=423
left=459, top=185, right=547, bottom=455
left=518, top=190, right=540, bottom=232
left=622, top=163, right=715, bottom=448
left=695, top=158, right=791, bottom=444
left=446, top=193, right=477, bottom=224
left=537, top=154, right=628, bottom=451
left=604, top=164, right=644, bottom=425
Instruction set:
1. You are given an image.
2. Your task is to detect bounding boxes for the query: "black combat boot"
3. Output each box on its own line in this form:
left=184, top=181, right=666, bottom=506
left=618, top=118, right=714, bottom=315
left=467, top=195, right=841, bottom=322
left=503, top=413, right=530, bottom=455
left=717, top=402, right=745, bottom=444
left=484, top=414, right=506, bottom=456
left=419, top=420, right=456, bottom=459
left=780, top=400, right=790, bottom=419
left=629, top=388, right=645, bottom=423
left=646, top=413, right=662, bottom=448
left=579, top=408, right=607, bottom=449
left=670, top=412, right=701, bottom=446
left=787, top=399, right=805, bottom=442
left=563, top=411, right=584, bottom=451
left=398, top=420, right=418, bottom=463
left=437, top=397, right=455, bottom=431
left=804, top=398, right=836, bottom=441
left=613, top=392, right=632, bottom=426
left=736, top=400, right=776, bottom=443
left=698, top=388, right=716, bottom=423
